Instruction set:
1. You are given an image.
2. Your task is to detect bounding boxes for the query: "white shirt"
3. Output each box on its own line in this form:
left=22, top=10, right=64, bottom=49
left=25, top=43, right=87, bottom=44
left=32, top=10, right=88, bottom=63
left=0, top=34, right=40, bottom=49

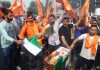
left=48, top=10, right=64, bottom=46
left=0, top=20, right=16, bottom=48
left=78, top=34, right=100, bottom=60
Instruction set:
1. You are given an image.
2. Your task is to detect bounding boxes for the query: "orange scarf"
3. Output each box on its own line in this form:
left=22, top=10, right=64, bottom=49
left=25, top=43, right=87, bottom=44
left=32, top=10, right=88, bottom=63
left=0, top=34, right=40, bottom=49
left=85, top=34, right=99, bottom=56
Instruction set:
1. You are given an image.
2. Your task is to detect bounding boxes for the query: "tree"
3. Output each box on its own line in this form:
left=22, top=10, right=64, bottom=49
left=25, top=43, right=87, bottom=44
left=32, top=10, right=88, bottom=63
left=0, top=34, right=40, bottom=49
left=27, top=1, right=44, bottom=15
left=1, top=1, right=11, bottom=8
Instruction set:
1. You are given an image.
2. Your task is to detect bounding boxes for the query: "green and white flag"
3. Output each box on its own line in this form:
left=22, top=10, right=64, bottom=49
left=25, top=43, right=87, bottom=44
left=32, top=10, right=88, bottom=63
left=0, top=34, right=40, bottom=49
left=23, top=35, right=42, bottom=56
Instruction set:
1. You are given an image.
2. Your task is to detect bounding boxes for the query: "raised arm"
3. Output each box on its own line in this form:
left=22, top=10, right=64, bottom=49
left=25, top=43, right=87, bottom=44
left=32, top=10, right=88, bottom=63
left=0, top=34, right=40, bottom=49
left=73, top=15, right=83, bottom=27
left=54, top=10, right=64, bottom=32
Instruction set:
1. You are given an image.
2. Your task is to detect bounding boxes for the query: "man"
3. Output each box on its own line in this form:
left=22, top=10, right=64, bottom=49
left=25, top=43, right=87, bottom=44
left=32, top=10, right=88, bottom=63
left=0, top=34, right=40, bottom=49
left=18, top=13, right=43, bottom=41
left=58, top=16, right=83, bottom=69
left=44, top=10, right=64, bottom=54
left=0, top=7, right=23, bottom=70
left=59, top=16, right=82, bottom=48
left=70, top=25, right=100, bottom=70
left=18, top=12, right=43, bottom=70
left=11, top=14, right=23, bottom=70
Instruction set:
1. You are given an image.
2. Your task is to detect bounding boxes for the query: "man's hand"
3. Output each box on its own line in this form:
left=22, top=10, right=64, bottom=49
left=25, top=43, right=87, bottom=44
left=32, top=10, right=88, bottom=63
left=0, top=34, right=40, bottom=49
left=14, top=40, right=23, bottom=45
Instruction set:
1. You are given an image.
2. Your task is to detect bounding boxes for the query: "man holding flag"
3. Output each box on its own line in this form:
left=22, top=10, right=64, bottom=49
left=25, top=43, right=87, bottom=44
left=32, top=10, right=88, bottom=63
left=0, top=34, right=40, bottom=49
left=18, top=12, right=44, bottom=70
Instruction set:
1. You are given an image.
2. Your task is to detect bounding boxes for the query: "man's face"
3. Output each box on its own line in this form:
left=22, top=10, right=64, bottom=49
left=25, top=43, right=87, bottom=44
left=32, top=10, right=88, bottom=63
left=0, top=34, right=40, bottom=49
left=92, top=20, right=98, bottom=25
left=27, top=16, right=34, bottom=23
left=89, top=27, right=97, bottom=36
left=62, top=19, right=70, bottom=26
left=48, top=17, right=55, bottom=24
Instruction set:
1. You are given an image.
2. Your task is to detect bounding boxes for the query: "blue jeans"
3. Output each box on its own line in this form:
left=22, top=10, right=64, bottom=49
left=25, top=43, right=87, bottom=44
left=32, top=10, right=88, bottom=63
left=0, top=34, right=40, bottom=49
left=2, top=44, right=16, bottom=70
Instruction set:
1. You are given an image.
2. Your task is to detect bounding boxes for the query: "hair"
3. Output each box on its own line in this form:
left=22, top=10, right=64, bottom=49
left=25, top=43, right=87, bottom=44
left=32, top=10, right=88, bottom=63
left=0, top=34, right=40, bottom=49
left=91, top=16, right=97, bottom=20
left=27, top=11, right=33, bottom=17
left=27, top=11, right=36, bottom=20
left=90, top=25, right=98, bottom=29
left=0, top=7, right=9, bottom=15
left=91, top=16, right=96, bottom=19
left=32, top=14, right=36, bottom=20
left=62, top=17, right=69, bottom=21
left=49, top=14, right=55, bottom=18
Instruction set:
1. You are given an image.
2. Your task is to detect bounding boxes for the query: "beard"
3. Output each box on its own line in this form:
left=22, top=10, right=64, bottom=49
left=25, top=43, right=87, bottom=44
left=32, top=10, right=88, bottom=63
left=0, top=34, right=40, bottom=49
left=8, top=17, right=13, bottom=22
left=89, top=32, right=96, bottom=36
left=49, top=21, right=55, bottom=24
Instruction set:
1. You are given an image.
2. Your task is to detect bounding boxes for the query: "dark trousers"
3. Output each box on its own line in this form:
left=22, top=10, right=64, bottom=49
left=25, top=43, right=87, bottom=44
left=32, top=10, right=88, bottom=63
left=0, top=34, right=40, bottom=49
left=20, top=46, right=44, bottom=70
left=43, top=37, right=59, bottom=54
left=48, top=44, right=60, bottom=54
left=75, top=56, right=96, bottom=70
left=2, top=44, right=16, bottom=70
left=95, top=46, right=100, bottom=70
left=0, top=46, right=5, bottom=70
left=15, top=45, right=21, bottom=67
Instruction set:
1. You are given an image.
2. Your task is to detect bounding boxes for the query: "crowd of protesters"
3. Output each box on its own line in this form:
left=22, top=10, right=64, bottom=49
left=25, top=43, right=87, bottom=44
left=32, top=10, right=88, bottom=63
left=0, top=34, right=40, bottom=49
left=0, top=6, right=100, bottom=70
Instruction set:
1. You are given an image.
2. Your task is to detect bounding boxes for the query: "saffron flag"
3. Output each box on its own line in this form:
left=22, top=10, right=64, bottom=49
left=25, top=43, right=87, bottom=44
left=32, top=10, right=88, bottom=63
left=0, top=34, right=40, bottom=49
left=9, top=0, right=17, bottom=10
left=23, top=35, right=42, bottom=56
left=9, top=0, right=26, bottom=16
left=36, top=0, right=43, bottom=21
left=62, top=0, right=74, bottom=17
left=56, top=0, right=74, bottom=17
left=42, top=0, right=52, bottom=26
left=80, top=0, right=90, bottom=26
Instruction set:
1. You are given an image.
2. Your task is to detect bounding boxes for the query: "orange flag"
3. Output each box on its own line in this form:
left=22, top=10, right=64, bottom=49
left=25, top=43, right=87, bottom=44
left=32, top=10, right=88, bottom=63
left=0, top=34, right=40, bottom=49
left=36, top=0, right=43, bottom=21
left=9, top=0, right=25, bottom=16
left=56, top=0, right=74, bottom=17
left=62, top=0, right=74, bottom=17
left=42, top=1, right=52, bottom=26
left=9, top=0, right=17, bottom=10
left=80, top=0, right=90, bottom=26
